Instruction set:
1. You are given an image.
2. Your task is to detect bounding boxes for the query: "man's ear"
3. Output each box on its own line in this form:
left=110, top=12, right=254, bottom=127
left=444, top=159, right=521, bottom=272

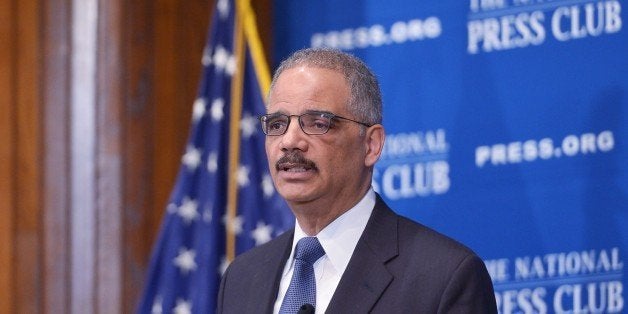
left=364, top=124, right=385, bottom=167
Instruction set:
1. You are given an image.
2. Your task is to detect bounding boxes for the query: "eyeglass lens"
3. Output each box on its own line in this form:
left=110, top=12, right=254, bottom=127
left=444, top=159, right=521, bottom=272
left=262, top=113, right=332, bottom=135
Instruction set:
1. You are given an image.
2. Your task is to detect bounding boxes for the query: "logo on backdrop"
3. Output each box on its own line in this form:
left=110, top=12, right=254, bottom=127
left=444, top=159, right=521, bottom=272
left=467, top=0, right=623, bottom=54
left=373, top=129, right=450, bottom=200
left=475, top=130, right=615, bottom=168
left=310, top=17, right=442, bottom=51
left=486, top=247, right=624, bottom=313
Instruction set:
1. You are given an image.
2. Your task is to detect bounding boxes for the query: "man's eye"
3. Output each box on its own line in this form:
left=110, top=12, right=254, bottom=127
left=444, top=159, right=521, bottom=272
left=269, top=120, right=287, bottom=130
left=312, top=119, right=330, bottom=129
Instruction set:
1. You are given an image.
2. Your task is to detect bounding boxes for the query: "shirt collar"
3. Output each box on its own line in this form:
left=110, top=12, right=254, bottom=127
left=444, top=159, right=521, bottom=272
left=290, top=188, right=375, bottom=274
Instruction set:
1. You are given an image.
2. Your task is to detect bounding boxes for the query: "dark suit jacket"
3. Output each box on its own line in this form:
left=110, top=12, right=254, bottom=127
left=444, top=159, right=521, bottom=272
left=217, top=194, right=497, bottom=313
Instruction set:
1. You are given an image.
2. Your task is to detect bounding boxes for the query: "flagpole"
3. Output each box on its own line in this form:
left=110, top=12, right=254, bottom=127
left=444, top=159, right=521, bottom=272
left=226, top=0, right=246, bottom=262
left=240, top=0, right=271, bottom=94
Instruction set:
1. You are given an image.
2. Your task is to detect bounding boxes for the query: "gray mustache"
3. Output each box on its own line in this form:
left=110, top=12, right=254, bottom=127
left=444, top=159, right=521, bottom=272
left=275, top=151, right=317, bottom=171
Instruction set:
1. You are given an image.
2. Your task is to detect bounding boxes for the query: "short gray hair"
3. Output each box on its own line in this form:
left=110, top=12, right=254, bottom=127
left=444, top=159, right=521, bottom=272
left=269, top=48, right=382, bottom=125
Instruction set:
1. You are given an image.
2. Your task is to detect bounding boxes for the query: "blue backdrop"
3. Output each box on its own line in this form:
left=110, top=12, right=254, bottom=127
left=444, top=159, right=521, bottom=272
left=274, top=0, right=627, bottom=313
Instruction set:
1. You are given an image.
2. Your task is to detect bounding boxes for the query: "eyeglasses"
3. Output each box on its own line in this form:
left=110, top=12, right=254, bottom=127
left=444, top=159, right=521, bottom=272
left=259, top=111, right=372, bottom=136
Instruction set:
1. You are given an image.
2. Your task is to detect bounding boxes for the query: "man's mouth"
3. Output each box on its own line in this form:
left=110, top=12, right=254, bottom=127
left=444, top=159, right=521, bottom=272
left=279, top=164, right=313, bottom=172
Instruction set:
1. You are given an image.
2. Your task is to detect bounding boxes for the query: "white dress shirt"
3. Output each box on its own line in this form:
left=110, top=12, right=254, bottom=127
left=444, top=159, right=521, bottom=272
left=273, top=188, right=376, bottom=313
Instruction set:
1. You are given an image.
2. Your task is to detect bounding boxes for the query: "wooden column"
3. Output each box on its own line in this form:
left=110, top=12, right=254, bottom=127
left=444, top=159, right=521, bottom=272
left=0, top=0, right=272, bottom=312
left=0, top=0, right=44, bottom=313
left=41, top=0, right=72, bottom=312
left=0, top=0, right=18, bottom=312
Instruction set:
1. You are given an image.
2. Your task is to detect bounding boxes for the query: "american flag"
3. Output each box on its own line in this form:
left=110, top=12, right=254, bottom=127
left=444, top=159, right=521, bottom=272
left=137, top=0, right=293, bottom=312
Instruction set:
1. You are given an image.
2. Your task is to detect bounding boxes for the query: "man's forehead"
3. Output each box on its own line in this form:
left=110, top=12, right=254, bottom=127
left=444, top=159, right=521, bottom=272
left=276, top=65, right=345, bottom=81
left=266, top=108, right=336, bottom=115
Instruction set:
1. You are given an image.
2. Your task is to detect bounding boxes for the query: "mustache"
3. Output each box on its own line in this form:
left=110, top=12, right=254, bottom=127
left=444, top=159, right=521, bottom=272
left=275, top=151, right=317, bottom=171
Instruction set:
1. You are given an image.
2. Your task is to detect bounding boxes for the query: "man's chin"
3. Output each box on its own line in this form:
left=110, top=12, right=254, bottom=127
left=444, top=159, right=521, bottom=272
left=277, top=187, right=316, bottom=204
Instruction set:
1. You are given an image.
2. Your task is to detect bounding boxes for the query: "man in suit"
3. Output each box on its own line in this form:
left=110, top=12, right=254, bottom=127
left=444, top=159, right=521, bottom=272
left=217, top=48, right=497, bottom=313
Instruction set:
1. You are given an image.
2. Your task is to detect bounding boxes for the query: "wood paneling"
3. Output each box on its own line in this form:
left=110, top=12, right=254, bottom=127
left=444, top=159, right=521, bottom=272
left=0, top=0, right=17, bottom=312
left=123, top=0, right=212, bottom=310
left=97, top=1, right=124, bottom=312
left=15, top=0, right=43, bottom=313
left=0, top=0, right=272, bottom=312
left=122, top=1, right=156, bottom=309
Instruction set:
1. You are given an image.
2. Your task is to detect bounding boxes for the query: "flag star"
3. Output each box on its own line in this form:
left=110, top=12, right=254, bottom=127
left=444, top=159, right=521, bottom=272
left=236, top=165, right=250, bottom=187
left=223, top=214, right=244, bottom=235
left=182, top=146, right=201, bottom=170
left=192, top=98, right=207, bottom=122
left=167, top=203, right=178, bottom=214
left=203, top=202, right=213, bottom=223
left=151, top=296, right=163, bottom=314
left=219, top=256, right=230, bottom=275
left=207, top=152, right=218, bottom=173
left=178, top=197, right=199, bottom=224
left=251, top=221, right=273, bottom=246
left=225, top=55, right=237, bottom=77
left=174, top=248, right=197, bottom=274
left=217, top=0, right=230, bottom=19
left=261, top=174, right=275, bottom=199
left=213, top=46, right=229, bottom=72
left=173, top=299, right=192, bottom=314
left=201, top=45, right=212, bottom=66
left=211, top=98, right=225, bottom=121
left=240, top=113, right=258, bottom=139
left=203, top=209, right=213, bottom=223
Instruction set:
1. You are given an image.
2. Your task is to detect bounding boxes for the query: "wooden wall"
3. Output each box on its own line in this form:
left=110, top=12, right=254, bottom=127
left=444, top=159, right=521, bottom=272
left=0, top=0, right=272, bottom=312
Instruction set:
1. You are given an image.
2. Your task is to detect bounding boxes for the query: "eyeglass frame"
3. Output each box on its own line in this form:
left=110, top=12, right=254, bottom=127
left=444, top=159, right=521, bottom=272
left=259, top=110, right=373, bottom=136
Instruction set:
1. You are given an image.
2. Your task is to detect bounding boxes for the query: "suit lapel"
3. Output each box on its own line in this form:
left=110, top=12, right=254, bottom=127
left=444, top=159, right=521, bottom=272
left=249, top=230, right=294, bottom=313
left=326, top=195, right=399, bottom=312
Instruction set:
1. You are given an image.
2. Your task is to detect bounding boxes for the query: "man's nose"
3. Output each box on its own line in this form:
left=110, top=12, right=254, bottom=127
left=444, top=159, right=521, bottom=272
left=279, top=116, right=307, bottom=151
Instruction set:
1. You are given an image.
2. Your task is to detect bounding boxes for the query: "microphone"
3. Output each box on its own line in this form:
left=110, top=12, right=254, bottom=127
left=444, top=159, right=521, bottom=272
left=297, top=303, right=315, bottom=314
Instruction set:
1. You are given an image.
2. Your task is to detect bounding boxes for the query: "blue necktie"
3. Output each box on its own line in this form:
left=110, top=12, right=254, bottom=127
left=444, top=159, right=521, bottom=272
left=279, top=237, right=326, bottom=313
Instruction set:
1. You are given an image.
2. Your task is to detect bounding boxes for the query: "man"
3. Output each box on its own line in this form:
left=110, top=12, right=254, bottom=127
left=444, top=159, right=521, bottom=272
left=217, top=48, right=497, bottom=313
